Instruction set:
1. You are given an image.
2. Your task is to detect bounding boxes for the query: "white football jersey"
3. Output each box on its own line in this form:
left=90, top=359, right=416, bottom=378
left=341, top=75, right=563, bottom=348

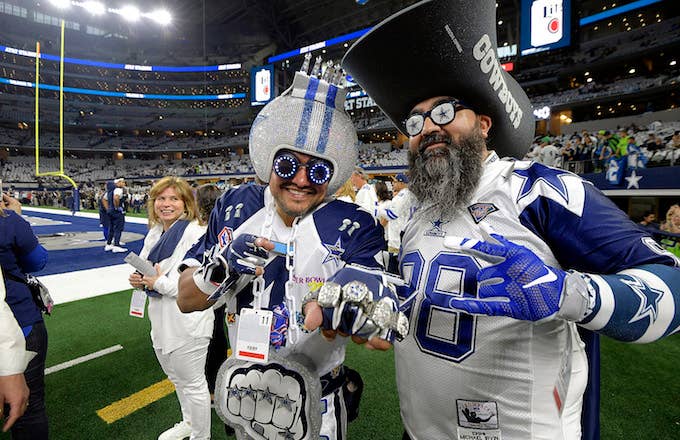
left=188, top=185, right=385, bottom=376
left=396, top=151, right=675, bottom=439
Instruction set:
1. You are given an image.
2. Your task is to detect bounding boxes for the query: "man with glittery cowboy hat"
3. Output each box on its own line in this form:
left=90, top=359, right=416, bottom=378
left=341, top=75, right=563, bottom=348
left=177, top=54, right=407, bottom=440
left=341, top=1, right=680, bottom=439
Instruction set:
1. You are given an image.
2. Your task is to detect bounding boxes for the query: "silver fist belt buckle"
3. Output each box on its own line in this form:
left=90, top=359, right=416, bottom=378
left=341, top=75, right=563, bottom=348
left=214, top=352, right=322, bottom=440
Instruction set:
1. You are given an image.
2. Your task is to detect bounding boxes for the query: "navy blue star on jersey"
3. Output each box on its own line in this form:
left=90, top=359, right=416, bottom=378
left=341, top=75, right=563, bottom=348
left=620, top=275, right=663, bottom=323
left=425, top=219, right=449, bottom=237
left=513, top=163, right=570, bottom=205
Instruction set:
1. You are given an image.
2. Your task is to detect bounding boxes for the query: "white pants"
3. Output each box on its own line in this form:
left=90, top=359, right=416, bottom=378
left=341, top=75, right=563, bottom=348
left=155, top=337, right=211, bottom=440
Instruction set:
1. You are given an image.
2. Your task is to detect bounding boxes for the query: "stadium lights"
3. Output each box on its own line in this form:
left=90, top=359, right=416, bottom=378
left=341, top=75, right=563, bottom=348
left=671, top=60, right=677, bottom=66
left=146, top=9, right=172, bottom=26
left=78, top=1, right=106, bottom=15
left=63, top=1, right=172, bottom=25
left=114, top=5, right=142, bottom=22
left=49, top=0, right=71, bottom=8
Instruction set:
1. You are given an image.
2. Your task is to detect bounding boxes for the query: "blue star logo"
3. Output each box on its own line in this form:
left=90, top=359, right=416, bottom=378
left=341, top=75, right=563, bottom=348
left=620, top=275, right=663, bottom=323
left=323, top=237, right=345, bottom=265
left=513, top=165, right=570, bottom=205
left=432, top=219, right=448, bottom=229
left=425, top=218, right=449, bottom=237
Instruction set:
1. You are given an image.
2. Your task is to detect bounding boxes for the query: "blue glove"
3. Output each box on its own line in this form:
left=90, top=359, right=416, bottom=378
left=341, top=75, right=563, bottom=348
left=444, top=233, right=567, bottom=321
left=303, top=265, right=409, bottom=342
left=226, top=233, right=270, bottom=276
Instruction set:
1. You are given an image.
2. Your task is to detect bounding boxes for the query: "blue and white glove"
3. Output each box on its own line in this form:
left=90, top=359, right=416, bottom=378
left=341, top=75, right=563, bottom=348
left=225, top=233, right=269, bottom=276
left=303, top=265, right=409, bottom=342
left=192, top=234, right=270, bottom=296
left=193, top=244, right=230, bottom=295
left=444, top=233, right=590, bottom=322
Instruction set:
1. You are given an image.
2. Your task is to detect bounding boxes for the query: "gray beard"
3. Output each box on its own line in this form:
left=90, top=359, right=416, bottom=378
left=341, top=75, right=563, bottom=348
left=408, top=127, right=485, bottom=221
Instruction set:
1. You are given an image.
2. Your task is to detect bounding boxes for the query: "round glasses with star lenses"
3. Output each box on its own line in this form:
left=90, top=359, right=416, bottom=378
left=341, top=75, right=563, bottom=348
left=403, top=99, right=468, bottom=137
left=273, top=152, right=334, bottom=185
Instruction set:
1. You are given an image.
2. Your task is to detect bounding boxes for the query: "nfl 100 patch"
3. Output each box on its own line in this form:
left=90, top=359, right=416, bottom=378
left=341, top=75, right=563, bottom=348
left=467, top=203, right=499, bottom=224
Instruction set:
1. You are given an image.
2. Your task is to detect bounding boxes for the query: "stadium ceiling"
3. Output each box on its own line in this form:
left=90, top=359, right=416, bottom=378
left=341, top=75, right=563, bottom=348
left=171, top=0, right=520, bottom=57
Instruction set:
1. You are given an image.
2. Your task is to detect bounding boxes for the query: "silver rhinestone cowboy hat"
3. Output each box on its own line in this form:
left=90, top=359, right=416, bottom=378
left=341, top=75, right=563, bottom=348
left=249, top=59, right=358, bottom=194
left=342, top=0, right=535, bottom=158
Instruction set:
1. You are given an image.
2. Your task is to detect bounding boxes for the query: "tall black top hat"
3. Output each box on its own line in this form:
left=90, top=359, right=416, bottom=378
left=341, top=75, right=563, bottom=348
left=342, top=0, right=534, bottom=159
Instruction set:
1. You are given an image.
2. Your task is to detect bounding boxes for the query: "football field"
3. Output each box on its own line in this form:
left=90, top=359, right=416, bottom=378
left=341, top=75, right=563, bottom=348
left=2, top=208, right=678, bottom=439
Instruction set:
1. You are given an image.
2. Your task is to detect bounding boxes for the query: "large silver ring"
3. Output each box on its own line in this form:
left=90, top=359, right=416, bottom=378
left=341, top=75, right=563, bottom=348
left=301, top=290, right=319, bottom=311
left=342, top=281, right=369, bottom=304
left=368, top=297, right=396, bottom=329
left=318, top=282, right=342, bottom=308
left=396, top=313, right=409, bottom=341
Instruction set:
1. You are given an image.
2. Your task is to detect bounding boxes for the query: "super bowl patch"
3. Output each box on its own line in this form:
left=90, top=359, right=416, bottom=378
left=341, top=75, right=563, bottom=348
left=467, top=203, right=498, bottom=224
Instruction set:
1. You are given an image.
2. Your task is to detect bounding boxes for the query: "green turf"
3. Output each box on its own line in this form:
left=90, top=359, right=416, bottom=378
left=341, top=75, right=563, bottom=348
left=2, top=290, right=677, bottom=439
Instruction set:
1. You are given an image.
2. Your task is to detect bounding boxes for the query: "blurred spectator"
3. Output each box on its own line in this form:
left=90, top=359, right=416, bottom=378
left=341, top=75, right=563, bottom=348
left=539, top=139, right=561, bottom=167
left=127, top=176, right=213, bottom=440
left=98, top=183, right=111, bottom=243
left=351, top=166, right=378, bottom=217
left=0, top=193, right=49, bottom=440
left=661, top=204, right=680, bottom=234
left=383, top=173, right=414, bottom=274
left=638, top=210, right=659, bottom=231
left=334, top=179, right=356, bottom=203
left=668, top=131, right=680, bottom=149
left=626, top=136, right=647, bottom=169
left=105, top=178, right=127, bottom=253
left=195, top=183, right=221, bottom=226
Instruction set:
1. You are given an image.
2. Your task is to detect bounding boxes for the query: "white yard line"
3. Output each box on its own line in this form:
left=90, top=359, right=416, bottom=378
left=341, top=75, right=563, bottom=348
left=23, top=206, right=149, bottom=224
left=45, top=344, right=124, bottom=375
left=41, top=264, right=135, bottom=304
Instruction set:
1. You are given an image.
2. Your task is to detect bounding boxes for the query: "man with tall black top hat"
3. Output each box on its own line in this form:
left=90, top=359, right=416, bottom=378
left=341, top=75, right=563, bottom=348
left=339, top=1, right=680, bottom=439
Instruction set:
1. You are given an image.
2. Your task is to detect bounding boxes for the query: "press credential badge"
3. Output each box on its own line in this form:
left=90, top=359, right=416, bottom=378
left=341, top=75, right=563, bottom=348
left=235, top=308, right=273, bottom=364
left=129, top=289, right=146, bottom=318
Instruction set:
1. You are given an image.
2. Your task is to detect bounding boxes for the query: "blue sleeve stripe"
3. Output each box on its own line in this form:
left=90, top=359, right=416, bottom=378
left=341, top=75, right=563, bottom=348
left=385, top=209, right=398, bottom=220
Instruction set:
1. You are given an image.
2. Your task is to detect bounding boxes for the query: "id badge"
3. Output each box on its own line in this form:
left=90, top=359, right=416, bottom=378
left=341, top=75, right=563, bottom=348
left=235, top=308, right=273, bottom=364
left=129, top=289, right=146, bottom=318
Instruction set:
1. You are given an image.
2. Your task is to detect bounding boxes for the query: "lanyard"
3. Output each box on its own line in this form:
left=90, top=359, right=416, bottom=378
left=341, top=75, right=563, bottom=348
left=251, top=197, right=301, bottom=346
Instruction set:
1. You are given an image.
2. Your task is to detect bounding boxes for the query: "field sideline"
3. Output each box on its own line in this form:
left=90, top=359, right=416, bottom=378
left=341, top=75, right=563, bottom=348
left=2, top=208, right=678, bottom=439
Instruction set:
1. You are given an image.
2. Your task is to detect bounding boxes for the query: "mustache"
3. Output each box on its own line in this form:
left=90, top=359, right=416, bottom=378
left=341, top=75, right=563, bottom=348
left=418, top=133, right=452, bottom=155
left=281, top=182, right=316, bottom=193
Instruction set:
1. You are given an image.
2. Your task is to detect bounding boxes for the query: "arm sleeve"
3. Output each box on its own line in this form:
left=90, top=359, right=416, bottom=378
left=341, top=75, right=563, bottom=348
left=14, top=215, right=48, bottom=273
left=516, top=167, right=680, bottom=342
left=577, top=264, right=680, bottom=343
left=342, top=212, right=386, bottom=269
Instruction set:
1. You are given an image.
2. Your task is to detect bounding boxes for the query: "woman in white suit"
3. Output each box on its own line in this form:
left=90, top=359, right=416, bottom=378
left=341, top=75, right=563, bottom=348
left=128, top=176, right=213, bottom=440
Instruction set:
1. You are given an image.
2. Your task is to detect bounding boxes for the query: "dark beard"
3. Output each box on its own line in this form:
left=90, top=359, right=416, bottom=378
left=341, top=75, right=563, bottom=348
left=408, top=125, right=485, bottom=221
